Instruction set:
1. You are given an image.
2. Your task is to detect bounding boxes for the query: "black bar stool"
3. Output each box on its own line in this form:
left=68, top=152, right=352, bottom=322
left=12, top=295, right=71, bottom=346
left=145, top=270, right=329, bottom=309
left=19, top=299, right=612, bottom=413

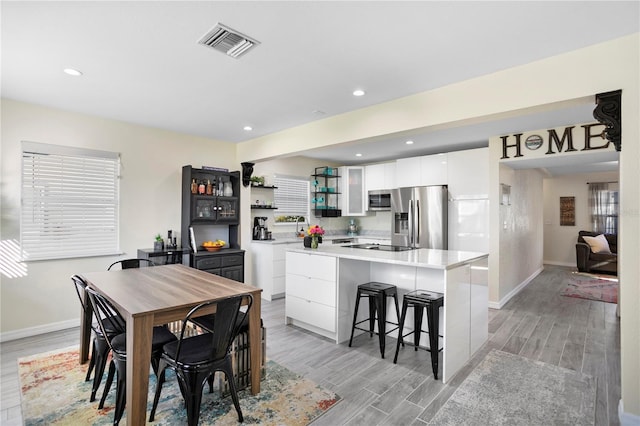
left=348, top=282, right=400, bottom=358
left=393, top=289, right=444, bottom=379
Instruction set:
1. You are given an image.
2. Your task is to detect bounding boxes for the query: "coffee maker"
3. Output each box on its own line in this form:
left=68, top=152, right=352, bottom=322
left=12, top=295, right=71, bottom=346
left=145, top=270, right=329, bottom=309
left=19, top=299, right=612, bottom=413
left=253, top=217, right=270, bottom=240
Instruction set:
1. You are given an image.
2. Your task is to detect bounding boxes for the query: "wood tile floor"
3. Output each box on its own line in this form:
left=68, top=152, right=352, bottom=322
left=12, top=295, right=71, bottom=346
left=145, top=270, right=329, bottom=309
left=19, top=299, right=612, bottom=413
left=1, top=265, right=620, bottom=425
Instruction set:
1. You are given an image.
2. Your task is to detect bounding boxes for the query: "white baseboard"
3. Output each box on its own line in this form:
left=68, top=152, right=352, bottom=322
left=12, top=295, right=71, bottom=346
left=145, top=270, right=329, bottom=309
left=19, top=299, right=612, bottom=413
left=619, top=399, right=640, bottom=425
left=543, top=260, right=575, bottom=267
left=0, top=318, right=79, bottom=343
left=488, top=266, right=544, bottom=309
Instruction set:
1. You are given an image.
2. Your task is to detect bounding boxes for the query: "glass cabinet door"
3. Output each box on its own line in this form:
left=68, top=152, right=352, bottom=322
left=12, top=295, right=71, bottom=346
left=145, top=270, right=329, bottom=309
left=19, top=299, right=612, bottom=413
left=192, top=197, right=217, bottom=221
left=216, top=197, right=238, bottom=223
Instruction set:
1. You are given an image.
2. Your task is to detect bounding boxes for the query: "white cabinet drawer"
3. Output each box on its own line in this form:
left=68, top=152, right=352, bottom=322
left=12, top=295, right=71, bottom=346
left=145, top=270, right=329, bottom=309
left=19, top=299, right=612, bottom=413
left=286, top=274, right=336, bottom=306
left=286, top=252, right=336, bottom=281
left=286, top=295, right=336, bottom=332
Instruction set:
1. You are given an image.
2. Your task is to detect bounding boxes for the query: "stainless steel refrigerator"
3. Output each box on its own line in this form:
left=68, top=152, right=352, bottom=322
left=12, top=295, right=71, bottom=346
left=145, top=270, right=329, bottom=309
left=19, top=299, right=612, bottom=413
left=391, top=185, right=448, bottom=249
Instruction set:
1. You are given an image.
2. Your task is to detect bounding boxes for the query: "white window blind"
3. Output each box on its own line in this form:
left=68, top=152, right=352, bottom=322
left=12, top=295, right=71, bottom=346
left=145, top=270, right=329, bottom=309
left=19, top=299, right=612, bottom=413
left=21, top=142, right=120, bottom=260
left=273, top=175, right=309, bottom=222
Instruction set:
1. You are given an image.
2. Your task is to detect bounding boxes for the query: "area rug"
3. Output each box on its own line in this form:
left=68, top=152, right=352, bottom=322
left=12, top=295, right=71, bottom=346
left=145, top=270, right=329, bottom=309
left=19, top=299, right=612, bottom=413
left=428, top=350, right=596, bottom=425
left=561, top=271, right=618, bottom=303
left=19, top=346, right=340, bottom=425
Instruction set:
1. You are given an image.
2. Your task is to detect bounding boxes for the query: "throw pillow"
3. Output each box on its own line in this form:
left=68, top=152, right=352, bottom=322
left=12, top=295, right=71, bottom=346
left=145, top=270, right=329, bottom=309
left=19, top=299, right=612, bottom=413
left=583, top=234, right=612, bottom=254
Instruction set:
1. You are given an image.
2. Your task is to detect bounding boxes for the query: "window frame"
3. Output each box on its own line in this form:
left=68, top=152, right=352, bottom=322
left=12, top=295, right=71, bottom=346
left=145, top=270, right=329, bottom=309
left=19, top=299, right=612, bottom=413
left=272, top=174, right=310, bottom=225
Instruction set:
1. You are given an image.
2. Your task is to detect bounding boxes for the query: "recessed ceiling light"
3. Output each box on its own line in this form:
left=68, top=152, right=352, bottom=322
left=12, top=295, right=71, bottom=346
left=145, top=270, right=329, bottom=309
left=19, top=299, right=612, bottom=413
left=405, top=140, right=414, bottom=145
left=353, top=89, right=365, bottom=97
left=355, top=153, right=362, bottom=157
left=63, top=68, right=83, bottom=76
left=243, top=126, right=253, bottom=131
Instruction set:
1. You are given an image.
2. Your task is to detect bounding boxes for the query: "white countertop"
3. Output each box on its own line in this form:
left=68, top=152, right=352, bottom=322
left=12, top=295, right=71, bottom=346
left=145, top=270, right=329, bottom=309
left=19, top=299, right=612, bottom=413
left=251, top=235, right=389, bottom=245
left=286, top=245, right=488, bottom=270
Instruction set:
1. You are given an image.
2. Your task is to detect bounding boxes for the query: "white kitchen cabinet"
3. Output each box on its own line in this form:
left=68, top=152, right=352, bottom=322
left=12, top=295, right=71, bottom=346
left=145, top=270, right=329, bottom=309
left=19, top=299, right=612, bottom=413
left=395, top=154, right=447, bottom=187
left=340, top=166, right=366, bottom=216
left=447, top=148, right=489, bottom=252
left=252, top=241, right=299, bottom=301
left=395, top=157, right=421, bottom=187
left=420, top=153, right=448, bottom=186
left=447, top=148, right=489, bottom=199
left=365, top=162, right=396, bottom=191
left=285, top=251, right=337, bottom=334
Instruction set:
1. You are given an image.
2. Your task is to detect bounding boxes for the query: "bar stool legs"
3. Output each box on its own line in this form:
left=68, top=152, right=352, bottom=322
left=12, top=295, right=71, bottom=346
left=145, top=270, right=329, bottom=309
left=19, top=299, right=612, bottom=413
left=393, top=290, right=444, bottom=379
left=348, top=282, right=400, bottom=359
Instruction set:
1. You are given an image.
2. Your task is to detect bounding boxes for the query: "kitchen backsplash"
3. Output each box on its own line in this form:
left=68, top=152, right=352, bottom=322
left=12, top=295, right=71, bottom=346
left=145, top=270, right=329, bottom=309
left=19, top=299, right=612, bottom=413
left=271, top=211, right=391, bottom=239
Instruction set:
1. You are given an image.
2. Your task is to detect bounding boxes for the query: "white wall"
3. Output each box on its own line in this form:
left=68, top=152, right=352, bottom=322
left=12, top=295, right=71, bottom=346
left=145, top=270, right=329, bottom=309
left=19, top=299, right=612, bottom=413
left=0, top=99, right=237, bottom=339
left=543, top=171, right=619, bottom=266
left=492, top=165, right=545, bottom=305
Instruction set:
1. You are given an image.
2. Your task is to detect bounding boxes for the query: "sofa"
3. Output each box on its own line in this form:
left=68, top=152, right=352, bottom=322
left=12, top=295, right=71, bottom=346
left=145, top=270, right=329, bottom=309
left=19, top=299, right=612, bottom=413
left=575, top=230, right=617, bottom=275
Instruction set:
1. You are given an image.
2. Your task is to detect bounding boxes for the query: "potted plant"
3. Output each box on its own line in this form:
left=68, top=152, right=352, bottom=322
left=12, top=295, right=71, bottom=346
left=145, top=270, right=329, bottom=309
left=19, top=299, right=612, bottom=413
left=154, top=234, right=164, bottom=251
left=250, top=175, right=265, bottom=186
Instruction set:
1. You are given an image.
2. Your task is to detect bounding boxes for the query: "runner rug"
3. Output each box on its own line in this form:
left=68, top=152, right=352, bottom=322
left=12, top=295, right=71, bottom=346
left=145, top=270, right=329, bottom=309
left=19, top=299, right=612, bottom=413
left=19, top=346, right=340, bottom=425
left=429, top=350, right=596, bottom=425
left=561, top=271, right=618, bottom=303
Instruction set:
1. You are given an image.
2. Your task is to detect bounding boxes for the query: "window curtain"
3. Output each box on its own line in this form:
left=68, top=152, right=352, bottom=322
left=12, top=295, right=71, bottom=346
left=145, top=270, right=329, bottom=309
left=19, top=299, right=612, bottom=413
left=589, top=182, right=618, bottom=234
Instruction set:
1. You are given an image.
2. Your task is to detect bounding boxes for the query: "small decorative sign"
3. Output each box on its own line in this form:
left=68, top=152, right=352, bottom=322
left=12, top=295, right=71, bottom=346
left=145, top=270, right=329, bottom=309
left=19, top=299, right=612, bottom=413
left=202, top=166, right=229, bottom=172
left=525, top=134, right=543, bottom=150
left=501, top=184, right=511, bottom=206
left=560, top=196, right=575, bottom=226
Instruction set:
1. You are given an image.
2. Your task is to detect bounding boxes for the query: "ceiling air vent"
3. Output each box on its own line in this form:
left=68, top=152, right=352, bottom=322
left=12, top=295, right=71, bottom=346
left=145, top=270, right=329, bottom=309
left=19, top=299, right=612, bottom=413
left=197, top=23, right=259, bottom=59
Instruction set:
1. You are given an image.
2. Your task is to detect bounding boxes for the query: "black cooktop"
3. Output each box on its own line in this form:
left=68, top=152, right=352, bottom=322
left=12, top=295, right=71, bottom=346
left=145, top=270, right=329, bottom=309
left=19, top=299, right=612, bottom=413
left=346, top=243, right=415, bottom=252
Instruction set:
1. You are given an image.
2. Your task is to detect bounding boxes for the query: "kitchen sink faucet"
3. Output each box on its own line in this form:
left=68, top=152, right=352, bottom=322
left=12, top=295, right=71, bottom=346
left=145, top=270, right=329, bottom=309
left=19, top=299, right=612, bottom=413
left=294, top=216, right=306, bottom=237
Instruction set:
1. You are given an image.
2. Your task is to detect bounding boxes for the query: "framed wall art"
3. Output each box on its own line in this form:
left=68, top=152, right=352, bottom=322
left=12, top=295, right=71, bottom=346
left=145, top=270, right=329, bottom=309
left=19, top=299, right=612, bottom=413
left=560, top=196, right=575, bottom=226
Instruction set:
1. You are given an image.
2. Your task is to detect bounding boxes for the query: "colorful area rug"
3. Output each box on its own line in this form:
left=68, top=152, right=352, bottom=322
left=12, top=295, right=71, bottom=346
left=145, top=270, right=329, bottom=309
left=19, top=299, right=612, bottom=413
left=429, top=350, right=596, bottom=425
left=19, top=346, right=340, bottom=425
left=561, top=272, right=618, bottom=303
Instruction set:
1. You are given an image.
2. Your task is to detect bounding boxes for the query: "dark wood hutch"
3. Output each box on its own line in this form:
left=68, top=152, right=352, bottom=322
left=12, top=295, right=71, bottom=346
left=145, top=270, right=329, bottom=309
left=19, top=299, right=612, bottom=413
left=181, top=165, right=244, bottom=282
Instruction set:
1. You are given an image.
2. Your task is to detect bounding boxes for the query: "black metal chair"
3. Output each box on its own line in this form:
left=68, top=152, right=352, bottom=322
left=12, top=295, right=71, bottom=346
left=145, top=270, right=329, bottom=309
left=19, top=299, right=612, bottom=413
left=107, top=258, right=156, bottom=270
left=85, top=286, right=177, bottom=425
left=72, top=274, right=125, bottom=402
left=190, top=311, right=264, bottom=394
left=149, top=294, right=253, bottom=425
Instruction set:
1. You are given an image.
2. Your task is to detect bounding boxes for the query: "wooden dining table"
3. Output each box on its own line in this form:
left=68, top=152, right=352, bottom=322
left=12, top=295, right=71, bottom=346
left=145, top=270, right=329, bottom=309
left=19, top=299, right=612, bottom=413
left=79, top=263, right=262, bottom=425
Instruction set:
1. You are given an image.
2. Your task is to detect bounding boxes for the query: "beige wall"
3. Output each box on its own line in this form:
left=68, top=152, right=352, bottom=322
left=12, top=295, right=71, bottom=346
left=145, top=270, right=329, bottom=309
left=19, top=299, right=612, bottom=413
left=237, top=34, right=640, bottom=418
left=543, top=171, right=619, bottom=266
left=0, top=99, right=237, bottom=337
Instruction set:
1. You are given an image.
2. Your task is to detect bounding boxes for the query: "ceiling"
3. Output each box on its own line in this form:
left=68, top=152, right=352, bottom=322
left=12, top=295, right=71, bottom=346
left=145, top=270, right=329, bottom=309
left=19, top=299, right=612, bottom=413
left=2, top=1, right=637, bottom=173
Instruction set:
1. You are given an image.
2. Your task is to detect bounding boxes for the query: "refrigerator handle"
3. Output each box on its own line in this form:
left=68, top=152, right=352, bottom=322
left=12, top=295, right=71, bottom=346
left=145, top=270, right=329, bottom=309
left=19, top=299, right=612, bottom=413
left=408, top=200, right=414, bottom=245
left=416, top=203, right=420, bottom=245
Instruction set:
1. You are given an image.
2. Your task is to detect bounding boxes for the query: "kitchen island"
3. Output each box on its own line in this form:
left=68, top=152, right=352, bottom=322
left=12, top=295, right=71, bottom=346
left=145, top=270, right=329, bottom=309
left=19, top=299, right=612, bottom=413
left=285, top=245, right=488, bottom=383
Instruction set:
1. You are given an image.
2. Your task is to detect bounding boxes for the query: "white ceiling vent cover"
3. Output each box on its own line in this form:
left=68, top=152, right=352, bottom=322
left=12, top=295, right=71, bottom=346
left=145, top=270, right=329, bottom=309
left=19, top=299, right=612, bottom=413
left=198, top=23, right=259, bottom=59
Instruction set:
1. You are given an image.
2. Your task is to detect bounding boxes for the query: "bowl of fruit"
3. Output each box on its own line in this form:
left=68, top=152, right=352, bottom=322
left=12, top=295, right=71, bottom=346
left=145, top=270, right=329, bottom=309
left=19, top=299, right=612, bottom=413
left=202, top=240, right=225, bottom=252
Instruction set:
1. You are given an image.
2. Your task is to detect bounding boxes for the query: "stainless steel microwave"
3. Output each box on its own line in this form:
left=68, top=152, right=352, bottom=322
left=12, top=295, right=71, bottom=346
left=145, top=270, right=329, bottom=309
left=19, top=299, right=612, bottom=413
left=368, top=190, right=391, bottom=211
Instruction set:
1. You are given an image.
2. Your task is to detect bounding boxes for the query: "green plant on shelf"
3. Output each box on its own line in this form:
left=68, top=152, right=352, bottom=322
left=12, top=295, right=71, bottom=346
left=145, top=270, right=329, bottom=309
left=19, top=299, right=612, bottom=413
left=250, top=176, right=265, bottom=186
left=275, top=215, right=306, bottom=223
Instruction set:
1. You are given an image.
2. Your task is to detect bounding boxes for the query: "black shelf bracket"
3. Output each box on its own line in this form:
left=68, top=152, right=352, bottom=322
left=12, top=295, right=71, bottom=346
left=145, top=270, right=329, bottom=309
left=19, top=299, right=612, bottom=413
left=241, top=162, right=255, bottom=187
left=593, top=90, right=622, bottom=152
